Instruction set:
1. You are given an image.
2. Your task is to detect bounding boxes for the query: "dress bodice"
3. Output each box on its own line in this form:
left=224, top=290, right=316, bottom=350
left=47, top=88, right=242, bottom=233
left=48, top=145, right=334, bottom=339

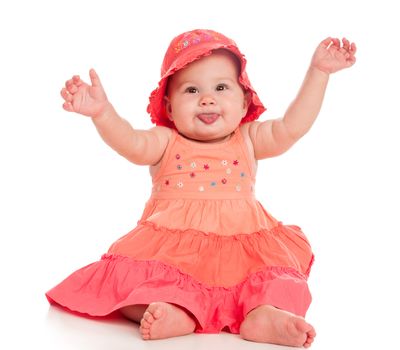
left=150, top=128, right=256, bottom=200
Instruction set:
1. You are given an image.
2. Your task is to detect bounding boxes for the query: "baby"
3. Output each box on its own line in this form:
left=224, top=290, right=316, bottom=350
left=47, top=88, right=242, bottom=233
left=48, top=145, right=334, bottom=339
left=47, top=29, right=356, bottom=348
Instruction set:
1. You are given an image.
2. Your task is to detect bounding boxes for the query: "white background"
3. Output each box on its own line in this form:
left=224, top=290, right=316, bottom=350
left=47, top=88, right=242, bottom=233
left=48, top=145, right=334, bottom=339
left=1, top=0, right=399, bottom=349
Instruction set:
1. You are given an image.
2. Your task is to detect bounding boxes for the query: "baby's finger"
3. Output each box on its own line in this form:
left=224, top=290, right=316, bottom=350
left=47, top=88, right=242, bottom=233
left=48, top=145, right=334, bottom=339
left=346, top=55, right=356, bottom=67
left=60, top=88, right=72, bottom=102
left=350, top=42, right=357, bottom=55
left=342, top=37, right=350, bottom=51
left=331, top=38, right=341, bottom=48
left=65, top=80, right=78, bottom=94
left=89, top=69, right=102, bottom=88
left=320, top=37, right=333, bottom=48
left=72, top=75, right=83, bottom=87
left=65, top=78, right=74, bottom=89
left=62, top=101, right=74, bottom=112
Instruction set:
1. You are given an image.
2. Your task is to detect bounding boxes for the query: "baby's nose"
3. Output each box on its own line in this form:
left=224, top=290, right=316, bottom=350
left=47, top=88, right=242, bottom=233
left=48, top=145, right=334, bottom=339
left=200, top=95, right=216, bottom=106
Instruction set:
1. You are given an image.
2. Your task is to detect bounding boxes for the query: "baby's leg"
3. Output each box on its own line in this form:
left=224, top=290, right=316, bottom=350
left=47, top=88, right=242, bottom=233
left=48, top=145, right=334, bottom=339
left=240, top=304, right=316, bottom=348
left=120, top=303, right=196, bottom=340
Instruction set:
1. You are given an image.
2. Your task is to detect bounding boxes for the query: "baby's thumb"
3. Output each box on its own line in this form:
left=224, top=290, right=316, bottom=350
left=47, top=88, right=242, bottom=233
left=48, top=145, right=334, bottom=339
left=89, top=68, right=103, bottom=88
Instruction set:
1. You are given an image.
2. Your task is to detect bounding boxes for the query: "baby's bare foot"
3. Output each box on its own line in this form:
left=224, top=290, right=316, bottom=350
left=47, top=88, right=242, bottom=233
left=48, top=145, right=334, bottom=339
left=139, top=302, right=196, bottom=340
left=240, top=305, right=316, bottom=348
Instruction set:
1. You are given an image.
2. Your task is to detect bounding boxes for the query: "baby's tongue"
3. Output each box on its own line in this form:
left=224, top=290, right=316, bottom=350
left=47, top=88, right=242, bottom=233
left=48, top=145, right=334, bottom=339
left=197, top=113, right=219, bottom=124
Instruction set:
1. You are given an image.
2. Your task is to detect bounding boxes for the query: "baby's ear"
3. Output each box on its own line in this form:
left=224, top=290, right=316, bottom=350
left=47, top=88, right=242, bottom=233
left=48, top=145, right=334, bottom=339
left=164, top=96, right=173, bottom=121
left=243, top=91, right=251, bottom=112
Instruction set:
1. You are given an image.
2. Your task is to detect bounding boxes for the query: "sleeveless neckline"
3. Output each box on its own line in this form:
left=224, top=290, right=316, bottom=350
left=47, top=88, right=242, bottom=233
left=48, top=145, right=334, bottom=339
left=175, top=129, right=238, bottom=149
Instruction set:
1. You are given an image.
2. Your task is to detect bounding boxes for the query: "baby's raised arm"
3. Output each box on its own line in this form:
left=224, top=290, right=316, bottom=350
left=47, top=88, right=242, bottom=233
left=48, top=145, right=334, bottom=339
left=248, top=37, right=356, bottom=159
left=61, top=69, right=171, bottom=165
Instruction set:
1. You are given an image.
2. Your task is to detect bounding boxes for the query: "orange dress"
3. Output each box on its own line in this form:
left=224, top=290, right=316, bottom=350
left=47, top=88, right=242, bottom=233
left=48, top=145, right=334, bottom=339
left=46, top=128, right=314, bottom=333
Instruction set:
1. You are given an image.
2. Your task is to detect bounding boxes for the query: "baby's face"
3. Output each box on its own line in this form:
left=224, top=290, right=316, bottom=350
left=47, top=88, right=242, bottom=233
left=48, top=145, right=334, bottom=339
left=165, top=50, right=249, bottom=143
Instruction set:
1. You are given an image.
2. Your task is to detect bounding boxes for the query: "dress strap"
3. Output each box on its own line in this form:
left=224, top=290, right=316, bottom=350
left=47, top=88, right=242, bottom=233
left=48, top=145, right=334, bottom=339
left=151, top=129, right=178, bottom=183
left=235, top=127, right=256, bottom=181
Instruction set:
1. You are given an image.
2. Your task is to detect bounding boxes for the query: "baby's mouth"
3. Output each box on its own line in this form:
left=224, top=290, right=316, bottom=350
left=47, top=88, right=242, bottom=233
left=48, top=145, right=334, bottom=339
left=197, top=113, right=220, bottom=124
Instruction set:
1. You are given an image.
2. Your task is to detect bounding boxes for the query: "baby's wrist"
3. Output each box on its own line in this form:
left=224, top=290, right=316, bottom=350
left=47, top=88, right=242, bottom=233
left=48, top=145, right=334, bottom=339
left=92, top=102, right=115, bottom=121
left=308, top=65, right=331, bottom=79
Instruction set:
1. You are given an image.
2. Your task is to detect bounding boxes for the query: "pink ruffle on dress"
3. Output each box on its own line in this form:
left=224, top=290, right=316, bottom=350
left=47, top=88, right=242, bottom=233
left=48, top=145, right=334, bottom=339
left=46, top=128, right=314, bottom=334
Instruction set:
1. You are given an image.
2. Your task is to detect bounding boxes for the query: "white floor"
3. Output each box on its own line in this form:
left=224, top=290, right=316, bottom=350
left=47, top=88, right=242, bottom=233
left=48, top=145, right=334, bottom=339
left=43, top=306, right=305, bottom=350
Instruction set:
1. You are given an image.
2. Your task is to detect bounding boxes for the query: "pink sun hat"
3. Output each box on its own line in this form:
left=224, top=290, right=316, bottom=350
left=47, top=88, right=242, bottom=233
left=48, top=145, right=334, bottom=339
left=147, top=29, right=266, bottom=128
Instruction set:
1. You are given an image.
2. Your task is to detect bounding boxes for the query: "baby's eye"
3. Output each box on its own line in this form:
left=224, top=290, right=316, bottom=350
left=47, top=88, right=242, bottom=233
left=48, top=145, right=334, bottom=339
left=216, top=84, right=228, bottom=91
left=185, top=87, right=198, bottom=93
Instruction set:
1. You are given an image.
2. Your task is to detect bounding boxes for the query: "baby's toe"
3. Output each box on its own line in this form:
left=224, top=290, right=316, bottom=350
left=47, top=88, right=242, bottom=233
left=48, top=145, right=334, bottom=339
left=140, top=318, right=151, bottom=329
left=139, top=324, right=151, bottom=340
left=140, top=325, right=150, bottom=334
left=141, top=331, right=151, bottom=340
left=143, top=311, right=155, bottom=323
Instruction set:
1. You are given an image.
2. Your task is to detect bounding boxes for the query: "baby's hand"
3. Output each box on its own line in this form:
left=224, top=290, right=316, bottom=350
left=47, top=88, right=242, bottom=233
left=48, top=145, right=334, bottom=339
left=61, top=69, right=110, bottom=118
left=311, top=37, right=356, bottom=74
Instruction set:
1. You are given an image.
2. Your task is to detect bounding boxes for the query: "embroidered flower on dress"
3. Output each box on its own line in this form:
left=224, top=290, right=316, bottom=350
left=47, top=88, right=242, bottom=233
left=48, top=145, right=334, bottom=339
left=165, top=180, right=170, bottom=185
left=175, top=154, right=181, bottom=159
left=233, top=160, right=239, bottom=166
left=226, top=168, right=232, bottom=175
left=235, top=184, right=241, bottom=192
left=177, top=181, right=184, bottom=188
left=240, top=172, right=245, bottom=177
left=198, top=186, right=205, bottom=192
left=221, top=178, right=227, bottom=184
left=190, top=162, right=197, bottom=168
left=210, top=181, right=217, bottom=187
left=190, top=172, right=196, bottom=178
left=177, top=164, right=183, bottom=170
left=221, top=160, right=228, bottom=166
left=203, top=164, right=210, bottom=170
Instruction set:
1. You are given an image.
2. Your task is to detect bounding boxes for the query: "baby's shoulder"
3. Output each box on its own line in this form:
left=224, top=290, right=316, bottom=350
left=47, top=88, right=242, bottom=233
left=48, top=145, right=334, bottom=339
left=150, top=125, right=174, bottom=145
left=148, top=126, right=173, bottom=174
left=151, top=125, right=173, bottom=137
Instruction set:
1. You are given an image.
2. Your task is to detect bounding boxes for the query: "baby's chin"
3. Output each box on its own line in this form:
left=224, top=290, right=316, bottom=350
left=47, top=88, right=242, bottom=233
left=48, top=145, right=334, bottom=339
left=182, top=129, right=233, bottom=143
